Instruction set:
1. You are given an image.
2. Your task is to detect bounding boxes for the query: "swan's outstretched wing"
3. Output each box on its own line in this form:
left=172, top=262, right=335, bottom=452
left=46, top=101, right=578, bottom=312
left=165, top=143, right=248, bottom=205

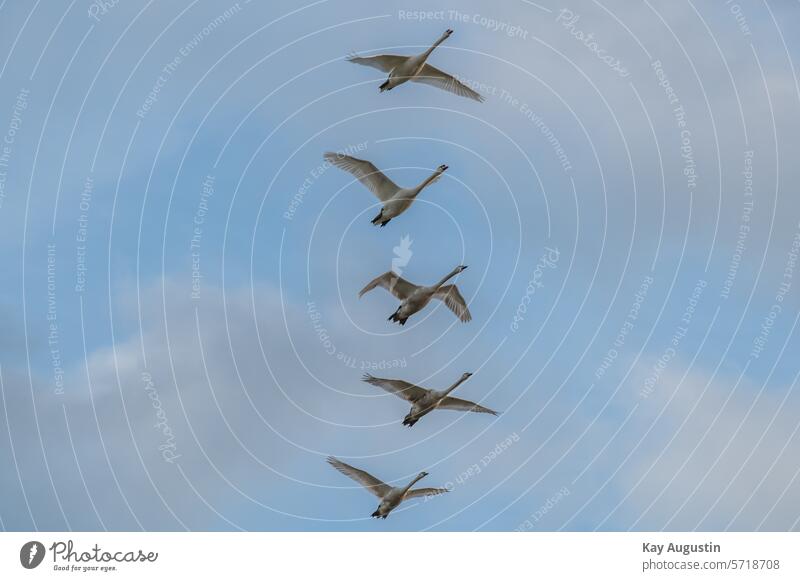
left=405, top=487, right=449, bottom=499
left=433, top=284, right=472, bottom=322
left=413, top=64, right=485, bottom=102
left=347, top=53, right=407, bottom=73
left=437, top=396, right=498, bottom=415
left=324, top=153, right=400, bottom=202
left=362, top=374, right=427, bottom=402
left=359, top=272, right=418, bottom=300
left=327, top=457, right=392, bottom=498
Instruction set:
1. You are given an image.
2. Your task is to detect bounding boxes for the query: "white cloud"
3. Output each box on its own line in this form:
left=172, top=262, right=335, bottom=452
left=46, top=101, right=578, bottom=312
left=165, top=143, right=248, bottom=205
left=616, top=361, right=800, bottom=530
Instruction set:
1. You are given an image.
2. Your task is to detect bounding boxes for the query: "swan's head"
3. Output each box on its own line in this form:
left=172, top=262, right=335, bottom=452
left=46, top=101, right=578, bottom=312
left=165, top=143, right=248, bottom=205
left=461, top=372, right=473, bottom=380
left=444, top=29, right=453, bottom=37
left=456, top=265, right=468, bottom=273
left=437, top=164, right=448, bottom=173
left=418, top=471, right=429, bottom=479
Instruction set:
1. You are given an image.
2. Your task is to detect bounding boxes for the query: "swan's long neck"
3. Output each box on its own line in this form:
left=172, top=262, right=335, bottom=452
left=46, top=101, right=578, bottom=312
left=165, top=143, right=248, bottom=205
left=402, top=473, right=427, bottom=494
left=443, top=376, right=469, bottom=397
left=413, top=170, right=442, bottom=195
left=422, top=32, right=449, bottom=59
left=434, top=267, right=461, bottom=289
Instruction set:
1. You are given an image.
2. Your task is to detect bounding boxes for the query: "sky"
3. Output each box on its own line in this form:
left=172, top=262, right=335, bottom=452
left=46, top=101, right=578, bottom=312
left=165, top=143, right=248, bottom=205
left=0, top=0, right=799, bottom=531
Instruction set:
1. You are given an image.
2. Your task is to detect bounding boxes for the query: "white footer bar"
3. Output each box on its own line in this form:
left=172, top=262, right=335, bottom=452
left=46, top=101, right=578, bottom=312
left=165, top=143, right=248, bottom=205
left=1, top=532, right=797, bottom=580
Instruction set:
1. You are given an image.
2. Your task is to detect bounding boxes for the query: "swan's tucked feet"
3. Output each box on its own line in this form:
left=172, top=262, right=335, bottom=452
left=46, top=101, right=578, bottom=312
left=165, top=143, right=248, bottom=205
left=371, top=510, right=380, bottom=518
left=403, top=417, right=418, bottom=427
left=388, top=308, right=407, bottom=324
left=379, top=80, right=390, bottom=92
left=371, top=210, right=390, bottom=227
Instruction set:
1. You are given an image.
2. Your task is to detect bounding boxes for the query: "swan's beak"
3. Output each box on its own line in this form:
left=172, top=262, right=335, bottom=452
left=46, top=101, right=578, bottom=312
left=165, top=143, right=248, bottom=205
left=460, top=265, right=468, bottom=271
left=464, top=372, right=473, bottom=378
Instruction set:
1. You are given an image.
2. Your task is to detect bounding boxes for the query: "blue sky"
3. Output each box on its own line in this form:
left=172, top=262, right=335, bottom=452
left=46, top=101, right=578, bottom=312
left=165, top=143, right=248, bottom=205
left=1, top=0, right=800, bottom=531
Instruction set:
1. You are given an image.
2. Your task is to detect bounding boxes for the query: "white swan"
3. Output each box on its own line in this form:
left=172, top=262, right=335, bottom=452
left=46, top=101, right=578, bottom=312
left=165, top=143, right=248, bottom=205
left=363, top=372, right=498, bottom=427
left=359, top=265, right=471, bottom=325
left=347, top=29, right=484, bottom=102
left=327, top=456, right=448, bottom=518
left=323, top=152, right=447, bottom=226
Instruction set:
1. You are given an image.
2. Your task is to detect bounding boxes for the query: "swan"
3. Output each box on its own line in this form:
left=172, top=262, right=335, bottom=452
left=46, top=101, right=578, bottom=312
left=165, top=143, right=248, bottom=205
left=359, top=265, right=471, bottom=325
left=327, top=457, right=448, bottom=518
left=347, top=29, right=484, bottom=102
left=323, top=152, right=447, bottom=226
left=363, top=372, right=498, bottom=427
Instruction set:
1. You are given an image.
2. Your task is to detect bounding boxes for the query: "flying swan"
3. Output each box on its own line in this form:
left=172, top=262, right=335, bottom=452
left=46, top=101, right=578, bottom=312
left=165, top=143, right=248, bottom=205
left=347, top=29, right=484, bottom=102
left=323, top=152, right=447, bottom=226
left=363, top=372, right=498, bottom=427
left=359, top=265, right=471, bottom=325
left=327, top=456, right=448, bottom=518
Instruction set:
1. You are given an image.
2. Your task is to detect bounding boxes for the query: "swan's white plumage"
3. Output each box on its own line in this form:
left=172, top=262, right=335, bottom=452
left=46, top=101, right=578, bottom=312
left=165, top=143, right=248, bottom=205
left=405, top=487, right=449, bottom=499
left=324, top=153, right=447, bottom=225
left=346, top=53, right=406, bottom=73
left=433, top=284, right=472, bottom=322
left=323, top=152, right=400, bottom=201
left=358, top=272, right=418, bottom=300
left=362, top=374, right=426, bottom=402
left=414, top=63, right=484, bottom=102
left=327, top=457, right=391, bottom=498
left=327, top=457, right=446, bottom=518
left=438, top=396, right=498, bottom=415
left=362, top=372, right=498, bottom=426
left=347, top=29, right=484, bottom=102
left=359, top=265, right=470, bottom=325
